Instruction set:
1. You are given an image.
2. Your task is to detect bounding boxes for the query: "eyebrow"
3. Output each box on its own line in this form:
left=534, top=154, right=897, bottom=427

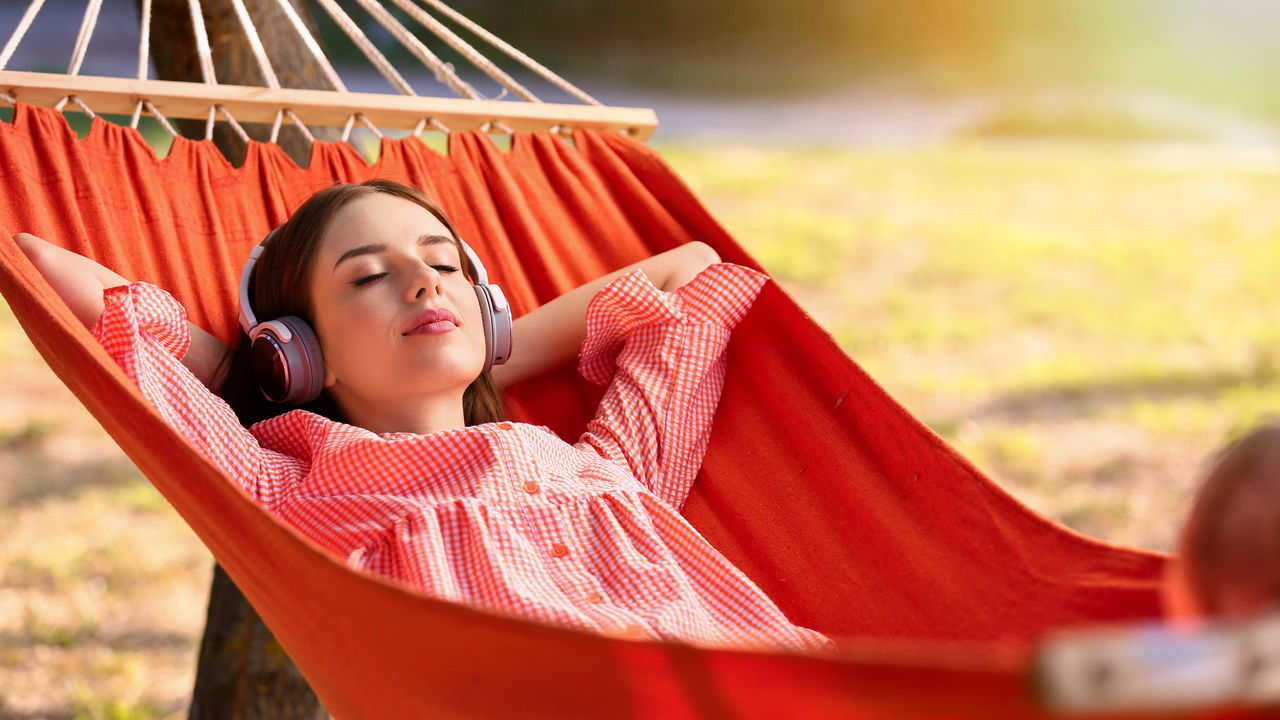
left=332, top=234, right=455, bottom=273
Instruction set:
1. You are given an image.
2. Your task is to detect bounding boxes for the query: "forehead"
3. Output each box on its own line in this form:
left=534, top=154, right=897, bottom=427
left=317, top=193, right=455, bottom=257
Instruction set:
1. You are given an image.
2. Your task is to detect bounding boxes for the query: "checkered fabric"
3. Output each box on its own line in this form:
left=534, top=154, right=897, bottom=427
left=92, top=263, right=832, bottom=651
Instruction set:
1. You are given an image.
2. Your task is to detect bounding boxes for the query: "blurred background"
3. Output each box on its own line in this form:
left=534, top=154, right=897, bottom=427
left=2, top=0, right=1279, bottom=717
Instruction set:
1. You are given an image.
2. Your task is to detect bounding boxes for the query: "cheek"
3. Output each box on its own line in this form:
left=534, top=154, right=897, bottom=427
left=316, top=298, right=384, bottom=360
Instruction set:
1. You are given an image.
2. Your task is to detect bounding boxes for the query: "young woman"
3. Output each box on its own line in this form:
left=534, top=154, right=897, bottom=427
left=16, top=179, right=834, bottom=653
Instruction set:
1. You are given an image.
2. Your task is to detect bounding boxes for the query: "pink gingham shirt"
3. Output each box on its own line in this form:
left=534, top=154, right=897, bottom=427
left=92, top=263, right=833, bottom=652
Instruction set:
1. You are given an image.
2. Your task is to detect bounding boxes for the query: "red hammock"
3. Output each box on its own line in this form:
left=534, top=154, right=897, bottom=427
left=0, top=102, right=1211, bottom=718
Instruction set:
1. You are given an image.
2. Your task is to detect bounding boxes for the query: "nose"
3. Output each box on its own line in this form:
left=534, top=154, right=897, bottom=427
left=407, top=263, right=445, bottom=302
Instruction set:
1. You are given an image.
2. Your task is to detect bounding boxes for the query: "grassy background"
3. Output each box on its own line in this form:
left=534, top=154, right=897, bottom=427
left=659, top=140, right=1280, bottom=549
left=2, top=133, right=1279, bottom=715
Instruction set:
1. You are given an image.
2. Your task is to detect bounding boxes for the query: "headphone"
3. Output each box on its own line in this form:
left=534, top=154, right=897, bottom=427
left=237, top=227, right=513, bottom=405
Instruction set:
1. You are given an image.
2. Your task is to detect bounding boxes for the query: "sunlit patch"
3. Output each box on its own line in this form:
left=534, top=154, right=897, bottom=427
left=416, top=130, right=449, bottom=156
left=350, top=127, right=383, bottom=165
left=134, top=116, right=175, bottom=160
left=487, top=132, right=513, bottom=154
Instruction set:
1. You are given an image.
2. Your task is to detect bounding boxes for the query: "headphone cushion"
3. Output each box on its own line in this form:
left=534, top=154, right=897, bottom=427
left=473, top=284, right=513, bottom=371
left=277, top=316, right=324, bottom=404
left=474, top=285, right=497, bottom=372
left=252, top=316, right=324, bottom=405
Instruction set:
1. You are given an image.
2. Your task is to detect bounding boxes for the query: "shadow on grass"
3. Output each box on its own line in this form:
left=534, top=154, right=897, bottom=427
left=0, top=700, right=187, bottom=720
left=0, top=628, right=193, bottom=652
left=2, top=449, right=142, bottom=508
left=940, top=366, right=1274, bottom=428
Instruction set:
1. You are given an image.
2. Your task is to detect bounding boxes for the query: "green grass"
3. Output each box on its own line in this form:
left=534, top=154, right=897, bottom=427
left=657, top=139, right=1280, bottom=548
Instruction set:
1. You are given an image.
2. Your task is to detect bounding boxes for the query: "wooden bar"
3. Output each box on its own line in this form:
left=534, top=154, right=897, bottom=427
left=0, top=70, right=659, bottom=139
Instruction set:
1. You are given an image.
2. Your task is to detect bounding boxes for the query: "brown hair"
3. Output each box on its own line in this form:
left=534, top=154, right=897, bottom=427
left=220, top=180, right=506, bottom=429
left=1178, top=421, right=1280, bottom=616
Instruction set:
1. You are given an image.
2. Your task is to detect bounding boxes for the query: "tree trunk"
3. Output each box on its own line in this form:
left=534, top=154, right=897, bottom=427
left=146, top=0, right=341, bottom=167
left=189, top=565, right=328, bottom=719
left=142, top=1, right=340, bottom=716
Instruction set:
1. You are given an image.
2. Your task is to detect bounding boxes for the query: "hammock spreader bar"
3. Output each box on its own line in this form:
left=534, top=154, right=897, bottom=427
left=0, top=0, right=637, bottom=136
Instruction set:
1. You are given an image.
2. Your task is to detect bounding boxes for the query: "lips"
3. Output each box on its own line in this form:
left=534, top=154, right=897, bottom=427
left=402, top=307, right=459, bottom=335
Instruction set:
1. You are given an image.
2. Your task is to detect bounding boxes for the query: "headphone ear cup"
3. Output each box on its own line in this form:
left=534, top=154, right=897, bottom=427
left=472, top=284, right=513, bottom=372
left=276, top=316, right=325, bottom=405
left=250, top=317, right=325, bottom=405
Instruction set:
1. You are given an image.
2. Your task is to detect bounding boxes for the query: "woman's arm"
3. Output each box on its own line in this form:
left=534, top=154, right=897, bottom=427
left=491, top=241, right=721, bottom=391
left=14, top=233, right=233, bottom=392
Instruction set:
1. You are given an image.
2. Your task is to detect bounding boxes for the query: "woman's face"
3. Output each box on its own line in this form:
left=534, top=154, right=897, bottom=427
left=309, top=193, right=486, bottom=408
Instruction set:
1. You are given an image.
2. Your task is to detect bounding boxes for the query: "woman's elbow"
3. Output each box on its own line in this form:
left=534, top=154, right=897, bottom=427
left=665, top=242, right=720, bottom=291
left=687, top=241, right=721, bottom=269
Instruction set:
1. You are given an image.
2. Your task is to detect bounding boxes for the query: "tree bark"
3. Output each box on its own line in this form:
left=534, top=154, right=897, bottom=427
left=145, top=0, right=341, bottom=167
left=142, top=1, right=339, bottom=717
left=189, top=565, right=328, bottom=719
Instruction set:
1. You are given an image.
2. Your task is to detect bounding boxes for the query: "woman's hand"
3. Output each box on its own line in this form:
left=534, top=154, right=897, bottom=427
left=15, top=233, right=232, bottom=393
left=490, top=241, right=721, bottom=391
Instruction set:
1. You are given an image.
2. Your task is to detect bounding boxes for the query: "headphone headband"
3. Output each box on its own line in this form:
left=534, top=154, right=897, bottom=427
left=237, top=236, right=271, bottom=336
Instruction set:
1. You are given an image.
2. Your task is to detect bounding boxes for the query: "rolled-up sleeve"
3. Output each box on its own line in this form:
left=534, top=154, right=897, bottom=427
left=91, top=282, right=305, bottom=507
left=575, top=263, right=769, bottom=509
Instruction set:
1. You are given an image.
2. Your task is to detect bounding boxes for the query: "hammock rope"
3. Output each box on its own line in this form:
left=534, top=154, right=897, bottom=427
left=383, top=0, right=540, bottom=103
left=313, top=0, right=415, bottom=95
left=185, top=0, right=218, bottom=84
left=406, top=0, right=601, bottom=105
left=68, top=0, right=105, bottom=77
left=340, top=111, right=383, bottom=141
left=136, top=0, right=152, bottom=80
left=227, top=0, right=281, bottom=89
left=0, top=0, right=45, bottom=73
left=131, top=98, right=179, bottom=136
left=205, top=103, right=250, bottom=143
left=412, top=115, right=451, bottom=136
left=53, top=93, right=95, bottom=118
left=268, top=107, right=315, bottom=144
left=269, top=0, right=348, bottom=91
left=350, top=0, right=480, bottom=99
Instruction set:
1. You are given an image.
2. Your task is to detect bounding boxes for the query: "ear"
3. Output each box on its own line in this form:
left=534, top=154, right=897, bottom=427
left=323, top=362, right=338, bottom=389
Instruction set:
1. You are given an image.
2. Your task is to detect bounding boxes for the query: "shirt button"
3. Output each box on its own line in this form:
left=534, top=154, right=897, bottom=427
left=585, top=591, right=603, bottom=604
left=497, top=422, right=514, bottom=431
left=550, top=543, right=568, bottom=558
left=523, top=481, right=540, bottom=495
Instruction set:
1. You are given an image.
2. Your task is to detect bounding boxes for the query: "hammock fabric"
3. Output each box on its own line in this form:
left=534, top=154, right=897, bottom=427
left=0, top=101, right=1231, bottom=718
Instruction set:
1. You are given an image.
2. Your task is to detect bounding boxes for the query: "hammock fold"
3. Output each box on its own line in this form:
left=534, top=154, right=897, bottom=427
left=0, top=102, right=1219, bottom=718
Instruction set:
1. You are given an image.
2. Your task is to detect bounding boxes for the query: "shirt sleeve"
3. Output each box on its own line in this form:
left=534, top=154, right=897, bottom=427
left=91, top=281, right=305, bottom=508
left=575, top=262, right=769, bottom=509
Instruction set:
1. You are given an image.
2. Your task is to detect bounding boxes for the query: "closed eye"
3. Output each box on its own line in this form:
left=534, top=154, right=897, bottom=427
left=352, top=265, right=460, bottom=288
left=352, top=272, right=387, bottom=287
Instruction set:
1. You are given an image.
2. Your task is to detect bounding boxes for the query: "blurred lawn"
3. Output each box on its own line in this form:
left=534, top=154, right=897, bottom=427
left=658, top=139, right=1280, bottom=550
left=3, top=133, right=1280, bottom=716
